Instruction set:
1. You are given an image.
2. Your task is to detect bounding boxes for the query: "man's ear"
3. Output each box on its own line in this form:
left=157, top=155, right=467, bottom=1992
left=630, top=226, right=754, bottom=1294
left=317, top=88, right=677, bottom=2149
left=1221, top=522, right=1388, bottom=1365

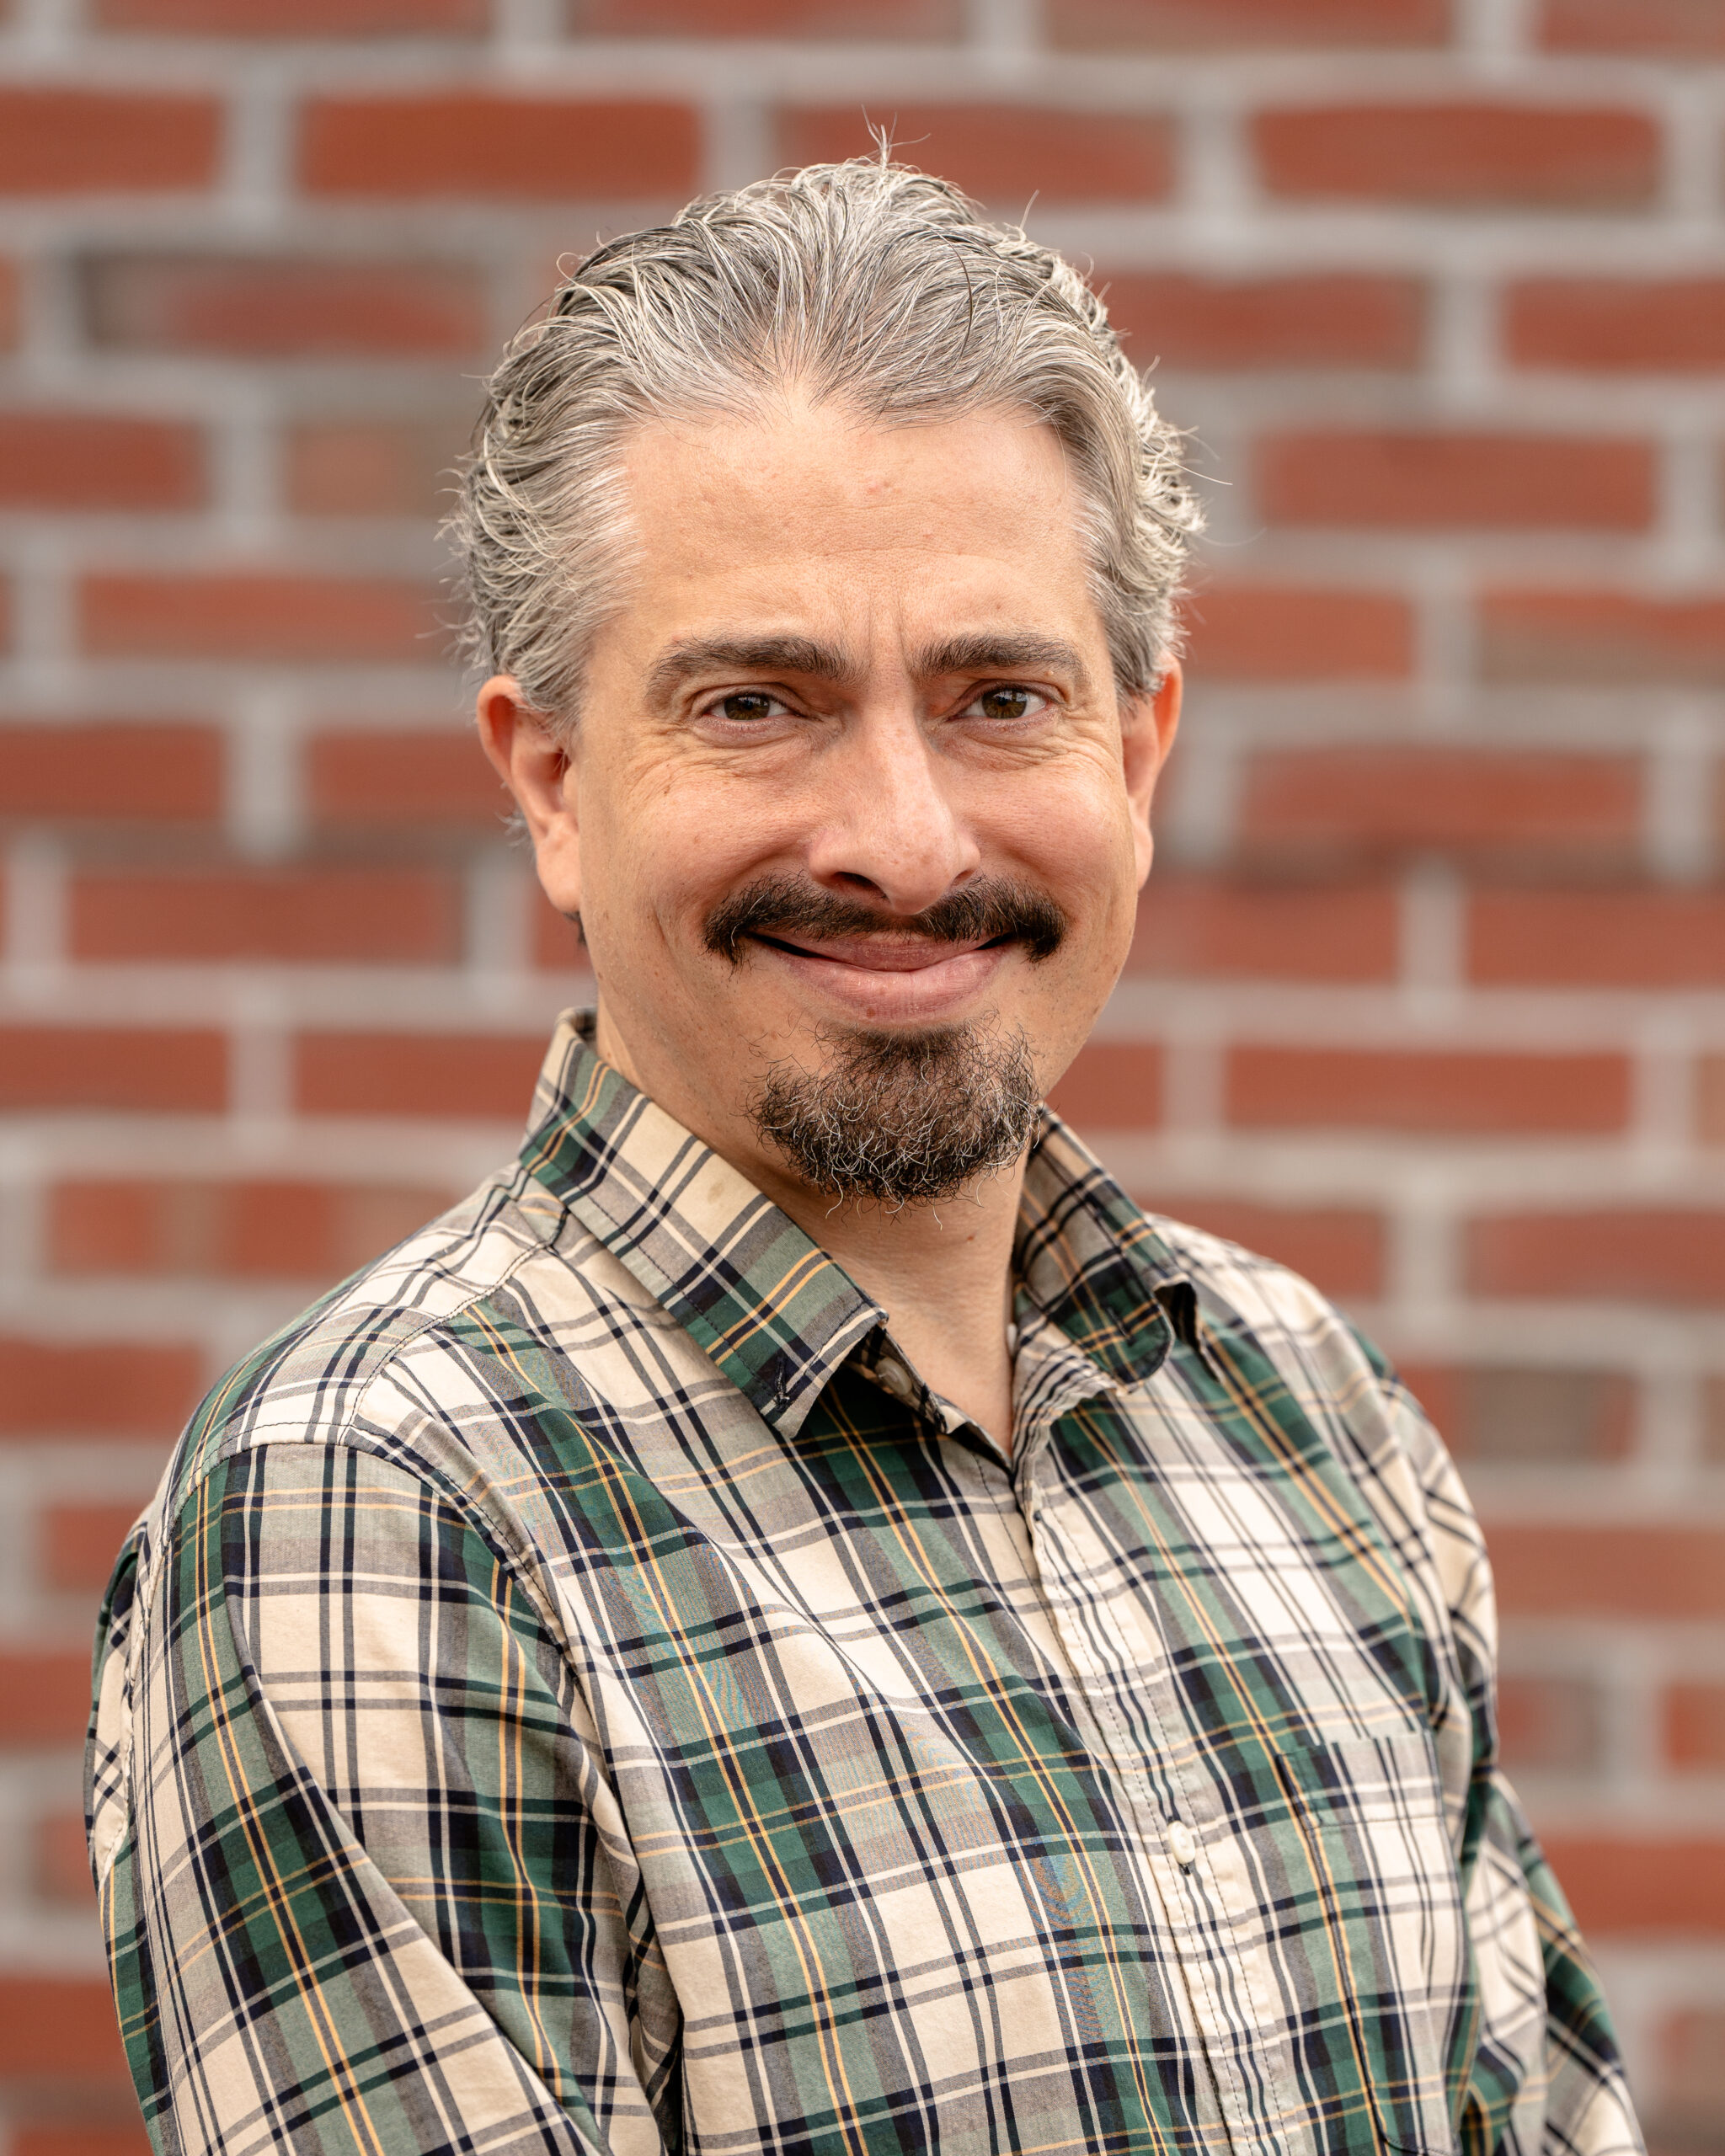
left=1121, top=656, right=1183, bottom=889
left=476, top=675, right=583, bottom=917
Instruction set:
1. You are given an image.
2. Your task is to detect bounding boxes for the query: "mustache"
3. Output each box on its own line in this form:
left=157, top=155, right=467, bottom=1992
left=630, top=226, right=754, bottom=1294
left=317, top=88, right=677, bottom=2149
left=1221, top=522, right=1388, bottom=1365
left=703, top=874, right=1068, bottom=966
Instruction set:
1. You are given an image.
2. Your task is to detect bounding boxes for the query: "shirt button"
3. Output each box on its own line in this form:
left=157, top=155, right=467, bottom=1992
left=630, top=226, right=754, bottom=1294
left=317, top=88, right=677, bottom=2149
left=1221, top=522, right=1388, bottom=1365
left=1167, top=1819, right=1197, bottom=1868
left=878, top=1361, right=914, bottom=1401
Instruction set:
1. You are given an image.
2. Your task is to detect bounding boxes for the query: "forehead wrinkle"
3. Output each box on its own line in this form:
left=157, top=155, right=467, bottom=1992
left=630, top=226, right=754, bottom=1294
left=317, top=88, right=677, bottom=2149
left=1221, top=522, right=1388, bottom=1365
left=644, top=632, right=857, bottom=707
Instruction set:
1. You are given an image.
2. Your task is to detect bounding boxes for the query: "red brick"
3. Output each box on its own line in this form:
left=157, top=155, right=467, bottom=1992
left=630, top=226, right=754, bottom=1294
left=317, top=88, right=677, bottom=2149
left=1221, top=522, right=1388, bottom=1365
left=1659, top=2009, right=1725, bottom=2121
left=1047, top=0, right=1446, bottom=45
left=1129, top=873, right=1398, bottom=981
left=0, top=1652, right=101, bottom=1748
left=1103, top=273, right=1423, bottom=371
left=1699, top=1056, right=1725, bottom=1145
left=1397, top=1364, right=1471, bottom=1438
left=35, top=1811, right=94, bottom=1904
left=1253, top=103, right=1658, bottom=209
left=1258, top=430, right=1653, bottom=531
left=1470, top=888, right=1725, bottom=988
left=0, top=1336, right=201, bottom=1438
left=0, top=1026, right=226, bottom=1112
left=72, top=866, right=461, bottom=963
left=1538, top=1835, right=1725, bottom=1935
left=307, top=727, right=505, bottom=829
left=51, top=1177, right=451, bottom=1281
left=1482, top=590, right=1725, bottom=686
left=99, top=0, right=483, bottom=28
left=14, top=2133, right=151, bottom=2156
left=0, top=413, right=203, bottom=510
left=0, top=1977, right=131, bottom=2077
left=1047, top=1043, right=1162, bottom=1129
left=296, top=1031, right=545, bottom=1118
left=1666, top=1684, right=1725, bottom=1769
left=1182, top=586, right=1413, bottom=682
left=1490, top=1526, right=1725, bottom=1618
left=0, top=259, right=19, bottom=350
left=777, top=106, right=1172, bottom=207
left=1397, top=1364, right=1632, bottom=1463
left=302, top=96, right=699, bottom=200
left=1143, top=1197, right=1384, bottom=1299
left=287, top=418, right=467, bottom=518
left=1469, top=1211, right=1725, bottom=1306
left=577, top=0, right=959, bottom=26
left=1509, top=279, right=1725, bottom=373
left=80, top=574, right=441, bottom=663
left=84, top=254, right=484, bottom=360
left=1240, top=747, right=1639, bottom=862
left=44, top=1504, right=140, bottom=1594
left=1227, top=1046, right=1630, bottom=1134
left=1541, top=0, right=1725, bottom=53
left=1495, top=1675, right=1603, bottom=1772
left=0, top=90, right=218, bottom=195
left=0, top=722, right=221, bottom=822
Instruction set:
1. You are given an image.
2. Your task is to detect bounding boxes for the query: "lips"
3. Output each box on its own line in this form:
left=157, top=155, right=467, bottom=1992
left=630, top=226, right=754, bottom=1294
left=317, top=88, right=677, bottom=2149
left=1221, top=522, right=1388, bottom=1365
left=755, top=931, right=1001, bottom=973
left=750, top=931, right=1013, bottom=1023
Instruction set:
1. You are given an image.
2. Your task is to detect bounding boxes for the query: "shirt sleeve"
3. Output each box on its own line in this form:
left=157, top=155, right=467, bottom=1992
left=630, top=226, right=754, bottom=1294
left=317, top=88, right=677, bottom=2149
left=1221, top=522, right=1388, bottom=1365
left=1359, top=1350, right=1645, bottom=2156
left=87, top=1438, right=676, bottom=2156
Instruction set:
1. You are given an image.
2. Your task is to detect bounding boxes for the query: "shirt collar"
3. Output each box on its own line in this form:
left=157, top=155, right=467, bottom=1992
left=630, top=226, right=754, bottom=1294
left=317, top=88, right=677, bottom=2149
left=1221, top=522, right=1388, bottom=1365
left=1015, top=1115, right=1191, bottom=1390
left=519, top=1011, right=1188, bottom=1434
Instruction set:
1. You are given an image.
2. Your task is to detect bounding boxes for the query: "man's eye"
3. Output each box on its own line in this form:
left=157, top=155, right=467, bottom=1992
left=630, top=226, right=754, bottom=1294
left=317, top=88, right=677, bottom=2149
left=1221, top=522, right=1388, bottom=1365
left=966, top=685, right=1047, bottom=722
left=707, top=691, right=786, bottom=724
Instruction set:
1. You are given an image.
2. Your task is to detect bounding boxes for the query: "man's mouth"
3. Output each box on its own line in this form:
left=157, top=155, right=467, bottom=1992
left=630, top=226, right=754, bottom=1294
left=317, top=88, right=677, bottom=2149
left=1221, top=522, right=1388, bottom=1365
left=742, top=928, right=1021, bottom=1025
left=750, top=929, right=1008, bottom=973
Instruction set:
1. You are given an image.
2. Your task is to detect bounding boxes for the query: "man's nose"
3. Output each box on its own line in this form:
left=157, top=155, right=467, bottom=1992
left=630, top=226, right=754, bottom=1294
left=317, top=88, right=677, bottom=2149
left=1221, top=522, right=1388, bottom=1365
left=802, top=703, right=981, bottom=917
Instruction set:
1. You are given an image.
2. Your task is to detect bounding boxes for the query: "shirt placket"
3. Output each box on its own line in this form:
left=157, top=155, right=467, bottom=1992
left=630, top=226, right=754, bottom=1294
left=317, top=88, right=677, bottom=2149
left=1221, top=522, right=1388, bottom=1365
left=1007, top=1332, right=1301, bottom=2156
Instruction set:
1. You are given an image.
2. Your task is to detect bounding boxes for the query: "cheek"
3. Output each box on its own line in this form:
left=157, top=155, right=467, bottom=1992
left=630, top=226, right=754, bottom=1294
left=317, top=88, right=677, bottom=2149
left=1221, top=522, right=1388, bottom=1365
left=601, top=759, right=784, bottom=951
left=999, top=769, right=1140, bottom=918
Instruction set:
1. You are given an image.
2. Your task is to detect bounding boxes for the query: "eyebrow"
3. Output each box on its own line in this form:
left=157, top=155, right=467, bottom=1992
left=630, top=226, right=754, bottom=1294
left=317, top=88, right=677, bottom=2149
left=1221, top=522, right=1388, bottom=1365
left=916, top=633, right=1090, bottom=688
left=645, top=628, right=1091, bottom=707
left=644, top=635, right=855, bottom=707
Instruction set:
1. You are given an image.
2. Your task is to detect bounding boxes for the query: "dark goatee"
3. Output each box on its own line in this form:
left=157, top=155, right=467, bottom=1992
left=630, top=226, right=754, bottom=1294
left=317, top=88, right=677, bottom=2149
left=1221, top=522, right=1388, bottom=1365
left=750, top=1021, right=1042, bottom=1209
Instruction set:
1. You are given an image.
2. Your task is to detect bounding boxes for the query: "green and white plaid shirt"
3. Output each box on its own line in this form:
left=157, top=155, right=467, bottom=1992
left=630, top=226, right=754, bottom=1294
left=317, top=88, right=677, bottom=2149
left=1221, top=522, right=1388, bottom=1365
left=89, top=1011, right=1640, bottom=2156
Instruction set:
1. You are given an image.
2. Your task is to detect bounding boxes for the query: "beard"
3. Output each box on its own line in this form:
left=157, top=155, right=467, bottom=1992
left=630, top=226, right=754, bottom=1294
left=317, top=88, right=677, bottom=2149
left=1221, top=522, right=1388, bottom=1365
left=706, top=873, right=1065, bottom=1209
left=749, top=1020, right=1043, bottom=1209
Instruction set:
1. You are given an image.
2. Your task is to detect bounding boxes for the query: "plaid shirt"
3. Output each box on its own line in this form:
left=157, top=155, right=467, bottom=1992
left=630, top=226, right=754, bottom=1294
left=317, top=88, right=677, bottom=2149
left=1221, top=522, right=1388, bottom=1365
left=89, top=1010, right=1640, bottom=2156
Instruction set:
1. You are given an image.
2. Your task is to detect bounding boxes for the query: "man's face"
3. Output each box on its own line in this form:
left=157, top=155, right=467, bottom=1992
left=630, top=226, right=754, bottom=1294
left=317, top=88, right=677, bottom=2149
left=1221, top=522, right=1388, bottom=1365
left=484, top=398, right=1179, bottom=1207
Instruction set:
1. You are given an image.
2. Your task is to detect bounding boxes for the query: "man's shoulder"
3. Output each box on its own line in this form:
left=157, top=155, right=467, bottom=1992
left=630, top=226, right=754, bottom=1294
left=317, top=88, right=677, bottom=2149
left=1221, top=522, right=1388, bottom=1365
left=154, top=1159, right=660, bottom=1517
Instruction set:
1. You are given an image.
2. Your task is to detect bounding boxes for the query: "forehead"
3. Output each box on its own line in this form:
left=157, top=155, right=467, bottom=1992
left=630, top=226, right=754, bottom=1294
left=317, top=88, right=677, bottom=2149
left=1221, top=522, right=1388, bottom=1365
left=612, top=402, right=1100, bottom=650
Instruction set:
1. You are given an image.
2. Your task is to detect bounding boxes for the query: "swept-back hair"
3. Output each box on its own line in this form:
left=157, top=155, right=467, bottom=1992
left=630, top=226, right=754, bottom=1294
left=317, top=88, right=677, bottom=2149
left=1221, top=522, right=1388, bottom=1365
left=448, top=156, right=1200, bottom=728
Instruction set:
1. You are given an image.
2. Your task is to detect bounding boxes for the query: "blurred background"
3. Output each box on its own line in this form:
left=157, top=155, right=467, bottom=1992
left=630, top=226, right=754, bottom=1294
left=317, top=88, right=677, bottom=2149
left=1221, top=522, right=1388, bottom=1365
left=1, top=0, right=1722, bottom=2144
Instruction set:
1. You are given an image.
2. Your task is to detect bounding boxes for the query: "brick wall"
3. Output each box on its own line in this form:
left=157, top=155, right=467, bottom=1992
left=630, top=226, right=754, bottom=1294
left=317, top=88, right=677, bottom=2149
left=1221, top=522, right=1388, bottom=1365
left=1, top=0, right=1722, bottom=2143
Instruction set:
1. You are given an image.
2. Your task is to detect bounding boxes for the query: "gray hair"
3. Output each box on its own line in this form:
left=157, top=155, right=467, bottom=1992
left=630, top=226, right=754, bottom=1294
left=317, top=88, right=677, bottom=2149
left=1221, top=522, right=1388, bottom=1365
left=448, top=157, right=1200, bottom=728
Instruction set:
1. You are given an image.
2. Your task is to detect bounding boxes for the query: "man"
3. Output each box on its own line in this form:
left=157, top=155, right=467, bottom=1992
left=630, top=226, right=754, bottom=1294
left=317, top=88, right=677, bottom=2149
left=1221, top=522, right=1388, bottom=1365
left=88, top=161, right=1640, bottom=2156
